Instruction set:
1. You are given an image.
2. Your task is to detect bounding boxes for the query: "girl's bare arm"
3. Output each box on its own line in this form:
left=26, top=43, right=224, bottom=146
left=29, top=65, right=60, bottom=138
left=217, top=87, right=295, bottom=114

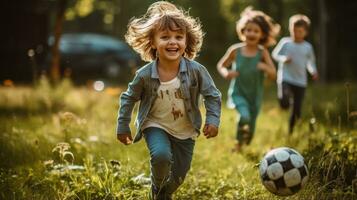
left=217, top=44, right=240, bottom=79
left=257, top=48, right=277, bottom=80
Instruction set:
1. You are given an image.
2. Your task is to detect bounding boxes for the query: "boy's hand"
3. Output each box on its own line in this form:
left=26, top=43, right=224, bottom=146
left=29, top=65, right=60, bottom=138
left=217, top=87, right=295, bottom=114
left=203, top=124, right=218, bottom=139
left=312, top=73, right=319, bottom=81
left=284, top=56, right=292, bottom=63
left=117, top=133, right=133, bottom=145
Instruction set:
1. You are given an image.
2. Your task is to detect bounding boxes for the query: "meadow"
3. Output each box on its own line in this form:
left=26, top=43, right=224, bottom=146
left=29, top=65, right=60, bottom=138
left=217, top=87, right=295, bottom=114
left=0, top=77, right=356, bottom=200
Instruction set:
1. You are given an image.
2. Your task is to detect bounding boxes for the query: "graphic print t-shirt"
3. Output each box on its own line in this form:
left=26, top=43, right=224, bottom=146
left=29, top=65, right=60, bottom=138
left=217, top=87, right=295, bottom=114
left=141, top=77, right=197, bottom=139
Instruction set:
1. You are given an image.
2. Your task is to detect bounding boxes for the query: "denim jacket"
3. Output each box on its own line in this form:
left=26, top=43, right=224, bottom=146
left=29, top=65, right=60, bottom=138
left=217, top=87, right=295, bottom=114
left=117, top=57, right=221, bottom=142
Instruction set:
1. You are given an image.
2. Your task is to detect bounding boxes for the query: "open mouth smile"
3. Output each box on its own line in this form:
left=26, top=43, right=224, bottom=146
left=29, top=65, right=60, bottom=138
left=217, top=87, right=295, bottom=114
left=165, top=48, right=179, bottom=54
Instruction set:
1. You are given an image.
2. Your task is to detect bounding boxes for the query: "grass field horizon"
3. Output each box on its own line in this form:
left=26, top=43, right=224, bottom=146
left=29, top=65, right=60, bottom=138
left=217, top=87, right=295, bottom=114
left=0, top=77, right=356, bottom=199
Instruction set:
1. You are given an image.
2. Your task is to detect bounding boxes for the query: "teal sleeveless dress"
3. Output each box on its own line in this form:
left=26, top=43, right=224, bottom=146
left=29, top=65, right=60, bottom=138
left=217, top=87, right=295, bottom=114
left=227, top=47, right=264, bottom=144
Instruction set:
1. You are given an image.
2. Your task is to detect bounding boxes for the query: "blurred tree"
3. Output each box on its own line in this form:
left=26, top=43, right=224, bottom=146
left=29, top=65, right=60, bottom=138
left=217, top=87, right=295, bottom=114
left=49, top=0, right=357, bottom=82
left=1, top=0, right=356, bottom=83
left=49, top=0, right=121, bottom=81
left=318, top=0, right=327, bottom=82
left=0, top=0, right=49, bottom=83
left=51, top=0, right=68, bottom=82
left=323, top=0, right=357, bottom=81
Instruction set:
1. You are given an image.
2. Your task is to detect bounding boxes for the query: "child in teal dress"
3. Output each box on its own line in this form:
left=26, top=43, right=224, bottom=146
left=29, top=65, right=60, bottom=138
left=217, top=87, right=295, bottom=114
left=217, top=7, right=280, bottom=152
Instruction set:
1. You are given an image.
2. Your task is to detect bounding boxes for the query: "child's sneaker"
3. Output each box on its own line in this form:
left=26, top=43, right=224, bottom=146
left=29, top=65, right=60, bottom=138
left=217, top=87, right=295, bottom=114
left=149, top=185, right=172, bottom=200
left=131, top=173, right=151, bottom=185
left=240, top=124, right=251, bottom=145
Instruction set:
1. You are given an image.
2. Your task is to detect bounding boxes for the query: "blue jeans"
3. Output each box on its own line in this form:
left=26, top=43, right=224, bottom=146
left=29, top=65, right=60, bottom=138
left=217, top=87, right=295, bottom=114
left=143, top=127, right=195, bottom=198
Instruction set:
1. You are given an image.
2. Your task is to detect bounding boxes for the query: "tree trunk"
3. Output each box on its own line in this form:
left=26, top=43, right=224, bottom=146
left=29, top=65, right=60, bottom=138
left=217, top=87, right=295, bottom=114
left=318, top=0, right=327, bottom=83
left=114, top=0, right=125, bottom=39
left=50, top=0, right=67, bottom=83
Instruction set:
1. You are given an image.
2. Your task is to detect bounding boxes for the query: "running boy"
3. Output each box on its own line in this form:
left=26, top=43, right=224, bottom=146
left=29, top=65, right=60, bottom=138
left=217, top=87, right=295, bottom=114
left=272, top=14, right=318, bottom=134
left=116, top=1, right=221, bottom=199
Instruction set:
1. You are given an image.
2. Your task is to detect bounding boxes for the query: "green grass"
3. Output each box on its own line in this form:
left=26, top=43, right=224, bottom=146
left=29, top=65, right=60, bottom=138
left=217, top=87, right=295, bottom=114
left=0, top=78, right=356, bottom=199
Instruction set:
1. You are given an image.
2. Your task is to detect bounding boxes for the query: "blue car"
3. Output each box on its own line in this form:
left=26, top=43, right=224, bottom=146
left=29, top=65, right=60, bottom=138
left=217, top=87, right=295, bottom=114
left=46, top=33, right=141, bottom=83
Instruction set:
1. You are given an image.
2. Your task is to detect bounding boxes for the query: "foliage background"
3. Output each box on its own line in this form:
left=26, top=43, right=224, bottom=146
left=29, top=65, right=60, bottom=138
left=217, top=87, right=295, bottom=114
left=1, top=0, right=357, bottom=82
left=0, top=0, right=356, bottom=199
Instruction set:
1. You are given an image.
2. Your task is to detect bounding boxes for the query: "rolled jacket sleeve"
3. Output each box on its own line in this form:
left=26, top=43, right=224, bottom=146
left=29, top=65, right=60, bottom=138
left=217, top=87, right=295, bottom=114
left=198, top=65, right=222, bottom=128
left=117, top=72, right=143, bottom=135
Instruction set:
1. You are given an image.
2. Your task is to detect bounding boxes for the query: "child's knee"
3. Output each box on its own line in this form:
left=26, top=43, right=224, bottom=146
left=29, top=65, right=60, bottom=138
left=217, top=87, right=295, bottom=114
left=279, top=99, right=289, bottom=110
left=151, top=150, right=172, bottom=166
left=239, top=115, right=251, bottom=124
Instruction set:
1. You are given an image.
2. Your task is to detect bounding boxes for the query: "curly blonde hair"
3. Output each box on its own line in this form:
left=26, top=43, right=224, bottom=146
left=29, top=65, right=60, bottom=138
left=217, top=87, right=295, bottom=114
left=125, top=1, right=204, bottom=62
left=236, top=7, right=280, bottom=47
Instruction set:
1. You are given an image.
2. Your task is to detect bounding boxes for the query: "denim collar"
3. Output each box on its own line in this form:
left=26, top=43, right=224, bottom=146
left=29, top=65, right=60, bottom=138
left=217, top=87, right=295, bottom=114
left=151, top=57, right=188, bottom=79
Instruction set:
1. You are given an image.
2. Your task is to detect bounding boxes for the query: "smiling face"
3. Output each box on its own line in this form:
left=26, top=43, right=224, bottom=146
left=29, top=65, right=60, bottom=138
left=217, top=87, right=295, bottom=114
left=291, top=26, right=307, bottom=43
left=152, top=28, right=187, bottom=63
left=240, top=22, right=263, bottom=46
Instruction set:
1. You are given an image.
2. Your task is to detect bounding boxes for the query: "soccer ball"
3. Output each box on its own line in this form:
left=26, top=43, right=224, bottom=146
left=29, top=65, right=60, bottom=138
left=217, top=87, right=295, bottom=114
left=259, top=147, right=309, bottom=196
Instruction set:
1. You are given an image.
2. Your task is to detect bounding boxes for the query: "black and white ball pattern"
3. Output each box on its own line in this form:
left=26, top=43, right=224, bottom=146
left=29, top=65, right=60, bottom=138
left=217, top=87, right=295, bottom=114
left=259, top=147, right=309, bottom=196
